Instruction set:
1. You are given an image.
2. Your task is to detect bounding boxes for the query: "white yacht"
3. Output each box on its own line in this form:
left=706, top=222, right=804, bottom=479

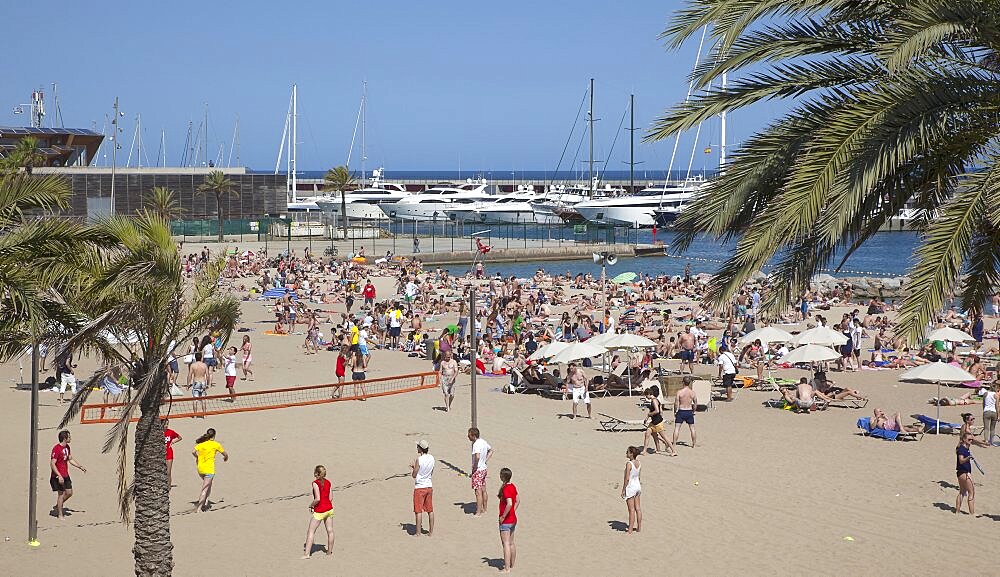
left=314, top=169, right=410, bottom=222
left=447, top=186, right=542, bottom=224
left=531, top=179, right=626, bottom=224
left=379, top=179, right=493, bottom=221
left=576, top=176, right=705, bottom=228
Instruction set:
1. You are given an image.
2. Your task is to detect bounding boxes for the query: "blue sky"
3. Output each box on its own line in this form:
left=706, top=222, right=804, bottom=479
left=4, top=1, right=781, bottom=172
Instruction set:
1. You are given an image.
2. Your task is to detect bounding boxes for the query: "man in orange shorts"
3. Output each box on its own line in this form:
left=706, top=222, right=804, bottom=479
left=411, top=439, right=435, bottom=536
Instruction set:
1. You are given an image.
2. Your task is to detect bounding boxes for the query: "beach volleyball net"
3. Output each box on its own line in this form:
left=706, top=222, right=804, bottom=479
left=79, top=371, right=439, bottom=424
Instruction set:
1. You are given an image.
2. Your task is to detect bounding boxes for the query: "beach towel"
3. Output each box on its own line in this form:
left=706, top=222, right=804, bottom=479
left=857, top=417, right=900, bottom=441
left=263, top=330, right=290, bottom=336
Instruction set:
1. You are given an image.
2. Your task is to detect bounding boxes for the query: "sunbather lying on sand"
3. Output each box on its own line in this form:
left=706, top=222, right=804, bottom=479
left=928, top=392, right=977, bottom=406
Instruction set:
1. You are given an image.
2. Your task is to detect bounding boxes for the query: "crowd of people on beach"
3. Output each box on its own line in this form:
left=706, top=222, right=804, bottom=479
left=42, top=241, right=1000, bottom=573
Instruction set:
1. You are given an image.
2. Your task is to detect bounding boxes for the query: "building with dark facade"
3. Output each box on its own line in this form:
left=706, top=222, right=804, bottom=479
left=0, top=126, right=104, bottom=167
left=33, top=167, right=288, bottom=221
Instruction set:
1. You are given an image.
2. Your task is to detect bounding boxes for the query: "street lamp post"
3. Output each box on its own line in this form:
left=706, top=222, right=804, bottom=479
left=469, top=288, right=477, bottom=429
left=26, top=336, right=39, bottom=547
left=110, top=97, right=121, bottom=216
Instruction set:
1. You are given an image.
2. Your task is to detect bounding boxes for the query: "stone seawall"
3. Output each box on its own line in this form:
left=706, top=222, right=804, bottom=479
left=809, top=273, right=909, bottom=299
left=416, top=243, right=657, bottom=265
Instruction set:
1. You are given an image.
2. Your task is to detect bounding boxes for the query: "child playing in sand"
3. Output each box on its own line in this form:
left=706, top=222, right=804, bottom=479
left=302, top=465, right=335, bottom=558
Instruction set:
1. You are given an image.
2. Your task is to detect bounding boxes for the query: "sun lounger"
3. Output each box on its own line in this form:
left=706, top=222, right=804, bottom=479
left=762, top=398, right=828, bottom=412
left=856, top=417, right=923, bottom=441
left=691, top=380, right=713, bottom=411
left=915, top=414, right=961, bottom=434
left=597, top=412, right=647, bottom=432
left=824, top=397, right=869, bottom=409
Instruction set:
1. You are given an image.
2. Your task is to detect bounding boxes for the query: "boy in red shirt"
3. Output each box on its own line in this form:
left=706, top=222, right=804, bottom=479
left=50, top=430, right=86, bottom=519
left=362, top=280, right=376, bottom=309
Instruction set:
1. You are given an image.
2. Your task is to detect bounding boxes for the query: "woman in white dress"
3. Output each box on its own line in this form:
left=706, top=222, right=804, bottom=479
left=621, top=446, right=642, bottom=534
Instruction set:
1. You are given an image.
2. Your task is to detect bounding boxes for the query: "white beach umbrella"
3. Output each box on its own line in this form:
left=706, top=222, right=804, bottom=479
left=739, top=326, right=793, bottom=345
left=528, top=340, right=568, bottom=361
left=549, top=340, right=608, bottom=364
left=586, top=332, right=617, bottom=347
left=602, top=333, right=656, bottom=350
left=926, top=327, right=975, bottom=343
left=789, top=326, right=849, bottom=347
left=899, top=361, right=976, bottom=433
left=782, top=344, right=841, bottom=365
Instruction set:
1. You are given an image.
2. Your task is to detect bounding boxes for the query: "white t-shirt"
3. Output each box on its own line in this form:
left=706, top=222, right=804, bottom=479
left=358, top=329, right=368, bottom=347
left=414, top=453, right=435, bottom=489
left=717, top=351, right=737, bottom=375
left=472, top=438, right=491, bottom=472
left=985, top=391, right=997, bottom=413
left=202, top=343, right=215, bottom=360
left=389, top=310, right=402, bottom=328
left=224, top=356, right=237, bottom=377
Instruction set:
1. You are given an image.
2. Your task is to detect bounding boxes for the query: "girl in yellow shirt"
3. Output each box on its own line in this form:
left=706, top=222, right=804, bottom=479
left=192, top=428, right=228, bottom=513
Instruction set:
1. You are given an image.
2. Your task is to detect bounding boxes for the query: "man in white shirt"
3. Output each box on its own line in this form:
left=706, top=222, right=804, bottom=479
left=717, top=347, right=738, bottom=401
left=410, top=440, right=435, bottom=537
left=468, top=427, right=494, bottom=517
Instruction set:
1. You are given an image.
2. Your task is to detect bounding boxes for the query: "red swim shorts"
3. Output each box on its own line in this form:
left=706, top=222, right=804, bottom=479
left=471, top=468, right=488, bottom=490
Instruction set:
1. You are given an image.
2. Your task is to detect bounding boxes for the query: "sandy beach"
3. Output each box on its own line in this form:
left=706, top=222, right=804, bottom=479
left=1, top=267, right=996, bottom=577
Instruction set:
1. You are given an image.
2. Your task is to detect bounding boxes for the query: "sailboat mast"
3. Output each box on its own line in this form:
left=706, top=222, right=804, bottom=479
left=720, top=71, right=727, bottom=170
left=629, top=94, right=634, bottom=194
left=291, top=83, right=298, bottom=202
left=588, top=77, right=594, bottom=199
left=361, top=81, right=367, bottom=182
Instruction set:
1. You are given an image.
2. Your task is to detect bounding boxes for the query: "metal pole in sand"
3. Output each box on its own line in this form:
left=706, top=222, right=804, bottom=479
left=470, top=287, right=478, bottom=429
left=27, top=339, right=39, bottom=546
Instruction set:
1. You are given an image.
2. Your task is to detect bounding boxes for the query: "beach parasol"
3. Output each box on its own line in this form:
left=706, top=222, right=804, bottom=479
left=602, top=333, right=656, bottom=349
left=899, top=361, right=975, bottom=433
left=739, top=326, right=793, bottom=345
left=549, top=340, right=608, bottom=364
left=601, top=333, right=656, bottom=396
left=611, top=272, right=638, bottom=284
left=926, top=327, right=975, bottom=343
left=781, top=344, right=840, bottom=365
left=586, top=332, right=616, bottom=347
left=789, top=326, right=849, bottom=347
left=528, top=340, right=569, bottom=361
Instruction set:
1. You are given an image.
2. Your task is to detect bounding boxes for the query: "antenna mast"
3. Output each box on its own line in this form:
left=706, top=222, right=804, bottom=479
left=361, top=81, right=367, bottom=181
left=291, top=84, right=298, bottom=202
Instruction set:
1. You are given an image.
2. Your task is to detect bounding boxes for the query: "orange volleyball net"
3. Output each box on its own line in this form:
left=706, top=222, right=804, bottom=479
left=79, top=371, right=439, bottom=424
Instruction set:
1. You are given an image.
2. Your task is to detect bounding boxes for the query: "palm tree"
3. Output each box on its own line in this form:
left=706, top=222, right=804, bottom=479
left=323, top=165, right=355, bottom=237
left=0, top=136, right=45, bottom=174
left=144, top=186, right=184, bottom=223
left=648, top=0, right=1000, bottom=339
left=196, top=171, right=237, bottom=242
left=55, top=213, right=240, bottom=576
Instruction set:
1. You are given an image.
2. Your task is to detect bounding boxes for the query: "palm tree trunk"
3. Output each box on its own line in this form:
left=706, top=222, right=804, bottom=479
left=216, top=192, right=224, bottom=243
left=132, top=378, right=174, bottom=577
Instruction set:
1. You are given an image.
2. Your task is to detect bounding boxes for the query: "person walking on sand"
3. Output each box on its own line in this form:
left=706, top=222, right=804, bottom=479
left=497, top=468, right=519, bottom=573
left=621, top=446, right=642, bottom=534
left=673, top=377, right=698, bottom=448
left=567, top=362, right=592, bottom=419
left=411, top=440, right=435, bottom=537
left=439, top=349, right=458, bottom=412
left=50, top=430, right=86, bottom=519
left=188, top=353, right=209, bottom=416
left=334, top=347, right=347, bottom=398
left=56, top=350, right=77, bottom=404
left=469, top=427, right=494, bottom=516
left=955, top=433, right=976, bottom=516
left=350, top=346, right=369, bottom=399
left=164, top=421, right=182, bottom=490
left=223, top=346, right=238, bottom=402
left=240, top=335, right=254, bottom=381
left=192, top=428, right=228, bottom=513
left=302, top=465, right=335, bottom=558
left=641, top=386, right=677, bottom=456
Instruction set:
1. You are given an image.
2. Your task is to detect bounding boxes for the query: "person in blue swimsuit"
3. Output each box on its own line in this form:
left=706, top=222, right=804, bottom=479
left=955, top=433, right=975, bottom=516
